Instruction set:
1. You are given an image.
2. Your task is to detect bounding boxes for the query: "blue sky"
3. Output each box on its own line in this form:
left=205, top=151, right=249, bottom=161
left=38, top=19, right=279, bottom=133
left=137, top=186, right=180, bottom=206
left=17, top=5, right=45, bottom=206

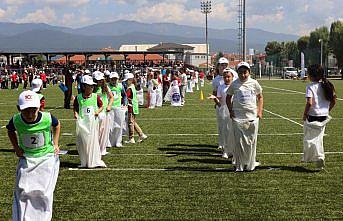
left=0, top=0, right=342, bottom=35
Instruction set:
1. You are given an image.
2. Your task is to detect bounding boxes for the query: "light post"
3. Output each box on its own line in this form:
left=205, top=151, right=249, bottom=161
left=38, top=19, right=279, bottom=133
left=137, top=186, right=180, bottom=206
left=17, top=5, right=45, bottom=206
left=319, top=39, right=323, bottom=66
left=201, top=1, right=212, bottom=75
left=242, top=0, right=246, bottom=62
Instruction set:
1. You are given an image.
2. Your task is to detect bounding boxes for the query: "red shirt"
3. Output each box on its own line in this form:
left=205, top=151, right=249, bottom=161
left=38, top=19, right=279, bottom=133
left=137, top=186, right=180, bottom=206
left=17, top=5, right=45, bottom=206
left=126, top=88, right=133, bottom=113
left=40, top=73, right=47, bottom=82
left=22, top=73, right=27, bottom=81
left=199, top=72, right=205, bottom=79
left=11, top=74, right=18, bottom=82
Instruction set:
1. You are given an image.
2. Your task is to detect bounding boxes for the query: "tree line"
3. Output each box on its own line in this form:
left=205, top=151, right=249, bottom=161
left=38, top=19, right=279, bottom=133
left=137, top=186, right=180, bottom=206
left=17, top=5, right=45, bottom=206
left=264, top=20, right=343, bottom=74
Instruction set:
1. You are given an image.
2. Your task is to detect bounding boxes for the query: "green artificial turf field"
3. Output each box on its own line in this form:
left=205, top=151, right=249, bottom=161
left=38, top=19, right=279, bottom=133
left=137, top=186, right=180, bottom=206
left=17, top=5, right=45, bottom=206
left=0, top=79, right=342, bottom=220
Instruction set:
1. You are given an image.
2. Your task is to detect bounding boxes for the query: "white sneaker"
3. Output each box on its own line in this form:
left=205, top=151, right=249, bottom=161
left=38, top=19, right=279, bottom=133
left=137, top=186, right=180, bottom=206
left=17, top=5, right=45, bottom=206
left=125, top=138, right=135, bottom=144
left=217, top=146, right=223, bottom=150
left=316, top=159, right=325, bottom=170
left=101, top=151, right=109, bottom=156
left=138, top=134, right=148, bottom=143
left=222, top=152, right=229, bottom=159
left=116, top=143, right=123, bottom=148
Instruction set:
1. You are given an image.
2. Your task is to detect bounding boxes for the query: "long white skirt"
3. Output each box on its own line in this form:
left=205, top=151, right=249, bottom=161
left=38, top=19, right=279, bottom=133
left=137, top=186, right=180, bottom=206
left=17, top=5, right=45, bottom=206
left=98, top=112, right=110, bottom=155
left=76, top=117, right=106, bottom=168
left=302, top=116, right=331, bottom=162
left=232, top=118, right=260, bottom=171
left=13, top=154, right=59, bottom=221
left=108, top=107, right=126, bottom=147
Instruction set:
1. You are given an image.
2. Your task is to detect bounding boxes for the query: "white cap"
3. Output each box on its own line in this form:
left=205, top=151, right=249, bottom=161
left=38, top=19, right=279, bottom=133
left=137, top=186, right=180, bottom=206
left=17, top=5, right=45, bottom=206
left=84, top=69, right=91, bottom=75
left=31, top=79, right=43, bottom=92
left=123, top=73, right=134, bottom=81
left=109, top=72, right=119, bottom=79
left=104, top=70, right=111, bottom=76
left=93, top=71, right=104, bottom=81
left=218, top=57, right=229, bottom=64
left=223, top=68, right=238, bottom=80
left=81, top=75, right=96, bottom=85
left=18, top=90, right=40, bottom=110
left=237, top=61, right=250, bottom=70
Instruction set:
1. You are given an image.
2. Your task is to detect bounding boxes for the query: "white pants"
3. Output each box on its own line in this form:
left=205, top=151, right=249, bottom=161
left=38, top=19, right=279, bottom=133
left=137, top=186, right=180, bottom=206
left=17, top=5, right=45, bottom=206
left=232, top=118, right=260, bottom=171
left=13, top=154, right=59, bottom=221
left=302, top=116, right=331, bottom=162
left=76, top=117, right=106, bottom=168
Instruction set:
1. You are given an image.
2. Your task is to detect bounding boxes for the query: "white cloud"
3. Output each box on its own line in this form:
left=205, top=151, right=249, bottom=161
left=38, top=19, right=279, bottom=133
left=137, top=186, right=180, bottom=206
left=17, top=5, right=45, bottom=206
left=248, top=7, right=284, bottom=26
left=15, top=7, right=57, bottom=24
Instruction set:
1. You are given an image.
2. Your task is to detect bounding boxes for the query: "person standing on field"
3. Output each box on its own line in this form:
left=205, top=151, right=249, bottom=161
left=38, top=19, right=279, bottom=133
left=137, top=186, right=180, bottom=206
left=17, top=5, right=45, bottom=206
left=302, top=64, right=336, bottom=170
left=124, top=73, right=147, bottom=144
left=213, top=57, right=229, bottom=150
left=7, top=91, right=60, bottom=221
left=226, top=62, right=263, bottom=172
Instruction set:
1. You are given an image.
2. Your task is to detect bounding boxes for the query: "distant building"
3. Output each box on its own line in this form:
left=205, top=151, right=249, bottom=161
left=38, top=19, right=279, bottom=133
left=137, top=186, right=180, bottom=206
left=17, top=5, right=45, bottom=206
left=119, top=43, right=210, bottom=68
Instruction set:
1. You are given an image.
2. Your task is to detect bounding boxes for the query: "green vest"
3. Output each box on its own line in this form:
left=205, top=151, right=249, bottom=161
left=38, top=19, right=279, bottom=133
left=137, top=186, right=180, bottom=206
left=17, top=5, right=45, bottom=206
left=129, top=84, right=139, bottom=115
left=95, top=86, right=109, bottom=111
left=13, top=112, right=54, bottom=157
left=109, top=83, right=122, bottom=108
left=77, top=93, right=98, bottom=118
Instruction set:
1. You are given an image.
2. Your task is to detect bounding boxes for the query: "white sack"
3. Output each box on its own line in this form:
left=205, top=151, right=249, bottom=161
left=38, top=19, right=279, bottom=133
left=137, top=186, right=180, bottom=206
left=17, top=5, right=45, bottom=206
left=137, top=88, right=144, bottom=106
left=217, top=105, right=233, bottom=155
left=76, top=117, right=106, bottom=168
left=109, top=107, right=126, bottom=147
left=156, top=85, right=163, bottom=107
left=186, top=81, right=193, bottom=93
left=170, top=85, right=182, bottom=107
left=302, top=116, right=331, bottom=162
left=98, top=112, right=111, bottom=155
left=13, top=154, right=59, bottom=221
left=232, top=118, right=260, bottom=171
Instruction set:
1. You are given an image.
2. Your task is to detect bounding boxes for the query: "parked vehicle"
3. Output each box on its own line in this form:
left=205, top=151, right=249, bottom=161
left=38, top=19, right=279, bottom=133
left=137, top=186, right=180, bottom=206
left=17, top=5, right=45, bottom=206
left=282, top=67, right=298, bottom=79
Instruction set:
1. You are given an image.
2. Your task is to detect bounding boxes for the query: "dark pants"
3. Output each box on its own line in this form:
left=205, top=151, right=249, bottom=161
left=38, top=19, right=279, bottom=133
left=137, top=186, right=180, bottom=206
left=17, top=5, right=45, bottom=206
left=64, top=87, right=72, bottom=109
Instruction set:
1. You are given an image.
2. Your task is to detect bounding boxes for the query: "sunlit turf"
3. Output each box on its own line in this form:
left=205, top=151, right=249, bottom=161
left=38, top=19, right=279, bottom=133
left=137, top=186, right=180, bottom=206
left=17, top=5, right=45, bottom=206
left=0, top=79, right=342, bottom=220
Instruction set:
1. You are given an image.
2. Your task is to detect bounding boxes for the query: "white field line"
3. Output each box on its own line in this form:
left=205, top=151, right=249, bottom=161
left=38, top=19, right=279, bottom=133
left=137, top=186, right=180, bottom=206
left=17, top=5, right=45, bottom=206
left=263, top=85, right=343, bottom=101
left=0, top=133, right=305, bottom=138
left=1, top=152, right=343, bottom=159
left=264, top=108, right=303, bottom=127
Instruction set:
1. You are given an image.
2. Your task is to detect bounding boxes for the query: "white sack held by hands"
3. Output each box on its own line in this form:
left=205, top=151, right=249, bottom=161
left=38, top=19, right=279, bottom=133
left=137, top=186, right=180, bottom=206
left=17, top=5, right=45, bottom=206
left=170, top=82, right=182, bottom=107
left=302, top=116, right=331, bottom=162
left=232, top=118, right=260, bottom=171
left=217, top=105, right=233, bottom=156
left=76, top=117, right=106, bottom=168
left=108, top=107, right=126, bottom=147
left=98, top=112, right=110, bottom=155
left=137, top=88, right=144, bottom=106
left=13, top=154, right=59, bottom=221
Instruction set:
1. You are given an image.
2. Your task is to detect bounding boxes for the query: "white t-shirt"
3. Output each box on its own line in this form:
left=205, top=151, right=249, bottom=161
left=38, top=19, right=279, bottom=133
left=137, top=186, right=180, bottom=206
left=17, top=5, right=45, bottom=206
left=217, top=83, right=230, bottom=106
left=227, top=77, right=262, bottom=120
left=212, top=75, right=223, bottom=92
left=306, top=82, right=330, bottom=116
left=181, top=73, right=187, bottom=85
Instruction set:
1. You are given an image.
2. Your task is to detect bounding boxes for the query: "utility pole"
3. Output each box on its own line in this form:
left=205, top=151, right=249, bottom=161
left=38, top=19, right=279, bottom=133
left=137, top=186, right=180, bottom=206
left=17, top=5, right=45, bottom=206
left=201, top=1, right=212, bottom=74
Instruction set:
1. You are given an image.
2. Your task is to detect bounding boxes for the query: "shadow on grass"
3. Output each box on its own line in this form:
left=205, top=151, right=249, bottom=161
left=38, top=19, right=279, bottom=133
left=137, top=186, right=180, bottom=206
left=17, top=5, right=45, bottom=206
left=0, top=149, right=15, bottom=153
left=67, top=150, right=79, bottom=155
left=178, top=158, right=232, bottom=164
left=256, top=166, right=318, bottom=173
left=60, top=161, right=79, bottom=168
left=66, top=143, right=76, bottom=147
left=167, top=144, right=218, bottom=148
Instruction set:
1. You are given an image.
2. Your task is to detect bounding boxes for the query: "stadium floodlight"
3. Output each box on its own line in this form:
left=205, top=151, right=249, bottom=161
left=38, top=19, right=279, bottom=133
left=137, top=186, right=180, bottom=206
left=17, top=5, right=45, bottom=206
left=319, top=39, right=323, bottom=66
left=200, top=1, right=212, bottom=74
